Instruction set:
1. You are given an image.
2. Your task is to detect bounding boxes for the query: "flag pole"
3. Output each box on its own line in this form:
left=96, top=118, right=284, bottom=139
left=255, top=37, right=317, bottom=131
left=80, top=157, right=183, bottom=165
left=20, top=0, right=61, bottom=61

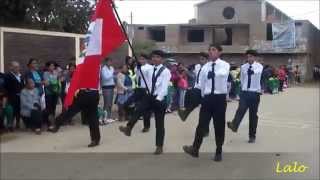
left=110, top=0, right=151, bottom=95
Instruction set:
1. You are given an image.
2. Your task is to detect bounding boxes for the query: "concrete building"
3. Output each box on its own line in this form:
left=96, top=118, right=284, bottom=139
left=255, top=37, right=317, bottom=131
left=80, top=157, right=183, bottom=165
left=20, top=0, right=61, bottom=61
left=131, top=0, right=320, bottom=81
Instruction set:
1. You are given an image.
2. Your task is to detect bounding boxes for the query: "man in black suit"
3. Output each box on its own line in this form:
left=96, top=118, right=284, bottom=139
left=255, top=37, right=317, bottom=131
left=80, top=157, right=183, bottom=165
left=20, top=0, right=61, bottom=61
left=5, top=61, right=24, bottom=130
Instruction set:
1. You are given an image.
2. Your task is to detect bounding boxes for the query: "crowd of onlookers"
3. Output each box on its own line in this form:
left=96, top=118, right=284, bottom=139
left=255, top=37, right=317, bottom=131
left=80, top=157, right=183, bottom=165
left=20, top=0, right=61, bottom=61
left=0, top=59, right=76, bottom=135
left=0, top=54, right=314, bottom=136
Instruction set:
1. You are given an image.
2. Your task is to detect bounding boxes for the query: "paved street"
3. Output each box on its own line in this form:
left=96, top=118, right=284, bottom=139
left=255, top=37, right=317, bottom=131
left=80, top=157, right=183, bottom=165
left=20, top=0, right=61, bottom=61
left=1, top=84, right=319, bottom=180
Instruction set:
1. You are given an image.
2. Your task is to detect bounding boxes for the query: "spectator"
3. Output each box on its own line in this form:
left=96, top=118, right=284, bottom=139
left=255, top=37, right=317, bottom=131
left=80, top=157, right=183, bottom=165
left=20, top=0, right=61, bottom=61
left=60, top=63, right=76, bottom=106
left=227, top=73, right=233, bottom=102
left=286, top=63, right=294, bottom=86
left=230, top=65, right=240, bottom=100
left=20, top=79, right=42, bottom=135
left=294, top=65, right=301, bottom=84
left=100, top=57, right=116, bottom=120
left=277, top=65, right=287, bottom=92
left=177, top=63, right=188, bottom=109
left=186, top=64, right=196, bottom=89
left=24, top=58, right=44, bottom=96
left=116, top=65, right=133, bottom=121
left=43, top=61, right=61, bottom=129
left=261, top=65, right=273, bottom=93
left=125, top=56, right=137, bottom=89
left=61, top=63, right=77, bottom=125
left=4, top=61, right=24, bottom=130
left=313, top=65, right=320, bottom=81
left=169, top=64, right=179, bottom=111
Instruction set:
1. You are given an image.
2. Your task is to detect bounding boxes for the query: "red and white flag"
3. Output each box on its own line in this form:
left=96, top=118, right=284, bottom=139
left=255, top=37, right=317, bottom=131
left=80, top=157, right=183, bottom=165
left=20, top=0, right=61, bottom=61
left=64, top=0, right=125, bottom=107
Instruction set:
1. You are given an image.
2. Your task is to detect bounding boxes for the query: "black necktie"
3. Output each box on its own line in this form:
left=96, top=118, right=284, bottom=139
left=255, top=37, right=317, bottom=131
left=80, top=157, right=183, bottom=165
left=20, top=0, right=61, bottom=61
left=247, top=65, right=253, bottom=89
left=151, top=67, right=157, bottom=95
left=138, top=76, right=141, bottom=87
left=210, top=63, right=215, bottom=93
left=196, top=66, right=203, bottom=84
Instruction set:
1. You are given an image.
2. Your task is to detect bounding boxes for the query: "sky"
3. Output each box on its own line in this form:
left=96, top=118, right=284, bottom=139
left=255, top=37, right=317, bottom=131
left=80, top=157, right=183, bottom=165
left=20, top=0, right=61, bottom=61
left=113, top=0, right=319, bottom=29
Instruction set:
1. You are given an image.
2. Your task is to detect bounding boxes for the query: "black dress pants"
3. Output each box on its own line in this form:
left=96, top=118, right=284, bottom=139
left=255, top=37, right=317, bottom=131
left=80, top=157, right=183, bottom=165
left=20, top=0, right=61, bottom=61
left=232, top=91, right=260, bottom=138
left=193, top=94, right=227, bottom=153
left=55, top=90, right=100, bottom=142
left=126, top=95, right=166, bottom=147
left=125, top=88, right=151, bottom=129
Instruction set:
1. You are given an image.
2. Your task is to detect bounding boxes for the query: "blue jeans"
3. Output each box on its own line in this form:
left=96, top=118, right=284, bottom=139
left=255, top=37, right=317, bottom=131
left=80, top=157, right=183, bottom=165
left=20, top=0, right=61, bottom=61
left=102, top=88, right=114, bottom=119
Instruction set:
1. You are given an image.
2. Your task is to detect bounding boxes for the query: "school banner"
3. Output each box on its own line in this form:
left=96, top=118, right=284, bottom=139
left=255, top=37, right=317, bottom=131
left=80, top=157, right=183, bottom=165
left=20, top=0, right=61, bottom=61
left=272, top=22, right=296, bottom=49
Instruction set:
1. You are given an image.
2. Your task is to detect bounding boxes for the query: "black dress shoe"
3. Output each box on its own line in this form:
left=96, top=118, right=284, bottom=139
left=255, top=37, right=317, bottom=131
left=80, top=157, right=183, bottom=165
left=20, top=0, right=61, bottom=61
left=154, top=146, right=163, bottom=155
left=183, top=145, right=199, bottom=158
left=248, top=137, right=256, bottom=143
left=227, top=122, right=237, bottom=132
left=141, top=128, right=150, bottom=133
left=119, top=126, right=131, bottom=136
left=88, top=141, right=99, bottom=148
left=178, top=109, right=188, bottom=122
left=212, top=153, right=222, bottom=162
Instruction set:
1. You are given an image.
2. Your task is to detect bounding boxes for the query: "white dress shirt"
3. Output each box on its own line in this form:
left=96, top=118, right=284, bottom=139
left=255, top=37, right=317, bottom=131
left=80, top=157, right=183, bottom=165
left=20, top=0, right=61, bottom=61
left=199, top=58, right=230, bottom=97
left=149, top=64, right=171, bottom=101
left=135, top=63, right=153, bottom=89
left=100, top=65, right=115, bottom=87
left=240, top=62, right=263, bottom=92
left=193, top=64, right=203, bottom=89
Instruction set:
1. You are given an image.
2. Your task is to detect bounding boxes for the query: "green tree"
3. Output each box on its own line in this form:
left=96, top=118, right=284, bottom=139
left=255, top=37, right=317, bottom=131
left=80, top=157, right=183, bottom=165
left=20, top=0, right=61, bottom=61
left=0, top=0, right=94, bottom=33
left=132, top=40, right=157, bottom=55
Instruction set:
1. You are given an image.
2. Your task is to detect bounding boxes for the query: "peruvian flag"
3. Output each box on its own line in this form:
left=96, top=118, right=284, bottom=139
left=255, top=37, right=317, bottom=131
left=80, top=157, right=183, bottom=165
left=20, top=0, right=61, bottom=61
left=64, top=0, right=125, bottom=107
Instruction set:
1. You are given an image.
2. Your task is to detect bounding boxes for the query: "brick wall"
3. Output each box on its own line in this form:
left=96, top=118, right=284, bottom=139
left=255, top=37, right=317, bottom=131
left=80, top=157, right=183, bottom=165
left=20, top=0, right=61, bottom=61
left=3, top=32, right=75, bottom=72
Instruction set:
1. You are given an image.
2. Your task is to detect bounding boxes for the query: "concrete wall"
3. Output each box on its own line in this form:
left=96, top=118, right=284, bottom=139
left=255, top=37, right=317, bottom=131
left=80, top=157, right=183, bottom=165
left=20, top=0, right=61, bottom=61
left=232, top=26, right=249, bottom=45
left=196, top=0, right=265, bottom=46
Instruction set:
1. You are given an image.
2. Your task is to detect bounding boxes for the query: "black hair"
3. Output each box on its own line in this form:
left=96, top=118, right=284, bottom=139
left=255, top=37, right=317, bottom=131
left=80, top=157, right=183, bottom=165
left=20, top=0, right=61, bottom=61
left=199, top=52, right=209, bottom=59
left=209, top=44, right=223, bottom=52
left=245, top=49, right=258, bottom=56
left=151, top=50, right=165, bottom=58
left=139, top=53, right=149, bottom=60
left=27, top=58, right=37, bottom=66
left=188, top=64, right=196, bottom=71
left=68, top=63, right=76, bottom=69
left=45, top=61, right=56, bottom=68
left=125, top=56, right=133, bottom=64
left=104, top=57, right=112, bottom=62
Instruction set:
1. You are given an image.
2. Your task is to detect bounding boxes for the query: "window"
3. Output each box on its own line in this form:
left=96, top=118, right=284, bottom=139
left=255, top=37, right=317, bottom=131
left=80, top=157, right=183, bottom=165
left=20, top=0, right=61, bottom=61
left=213, top=27, right=233, bottom=45
left=138, top=26, right=144, bottom=30
left=224, top=27, right=232, bottom=45
left=223, top=7, right=235, bottom=20
left=148, top=27, right=165, bottom=42
left=266, top=23, right=273, bottom=40
left=187, top=29, right=204, bottom=42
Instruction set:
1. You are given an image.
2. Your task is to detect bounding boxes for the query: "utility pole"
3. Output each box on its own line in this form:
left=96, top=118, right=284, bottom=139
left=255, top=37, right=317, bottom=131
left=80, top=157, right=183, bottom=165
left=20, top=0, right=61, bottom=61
left=128, top=11, right=133, bottom=57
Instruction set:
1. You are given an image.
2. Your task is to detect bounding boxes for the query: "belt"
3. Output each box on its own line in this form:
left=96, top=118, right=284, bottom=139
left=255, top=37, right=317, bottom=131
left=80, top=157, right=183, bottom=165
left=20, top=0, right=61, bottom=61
left=205, top=93, right=226, bottom=95
left=80, top=88, right=98, bottom=92
left=102, top=85, right=115, bottom=89
left=242, top=91, right=261, bottom=94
